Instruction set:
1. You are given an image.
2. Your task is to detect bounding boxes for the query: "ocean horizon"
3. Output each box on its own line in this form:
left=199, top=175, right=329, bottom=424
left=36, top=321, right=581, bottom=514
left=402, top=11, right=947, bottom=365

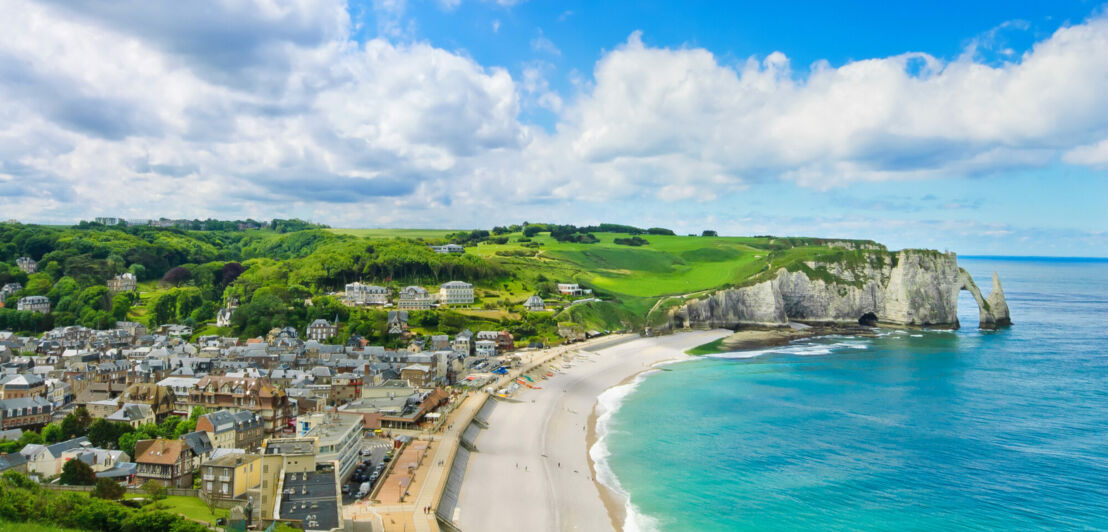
left=597, top=256, right=1108, bottom=531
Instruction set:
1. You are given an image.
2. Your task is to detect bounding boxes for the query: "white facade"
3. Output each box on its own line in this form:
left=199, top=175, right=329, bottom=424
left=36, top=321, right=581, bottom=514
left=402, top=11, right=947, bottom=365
left=17, top=296, right=50, bottom=314
left=524, top=295, right=545, bottom=311
left=107, top=272, right=137, bottom=293
left=557, top=283, right=592, bottom=296
left=438, top=281, right=474, bottom=306
left=430, top=244, right=464, bottom=254
left=397, top=286, right=432, bottom=310
left=475, top=339, right=497, bottom=357
left=307, top=319, right=338, bottom=341
left=344, top=282, right=388, bottom=306
left=16, top=257, right=36, bottom=274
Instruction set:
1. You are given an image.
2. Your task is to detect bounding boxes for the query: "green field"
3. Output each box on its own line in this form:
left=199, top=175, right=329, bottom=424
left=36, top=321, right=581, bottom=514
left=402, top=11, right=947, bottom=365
left=327, top=228, right=456, bottom=239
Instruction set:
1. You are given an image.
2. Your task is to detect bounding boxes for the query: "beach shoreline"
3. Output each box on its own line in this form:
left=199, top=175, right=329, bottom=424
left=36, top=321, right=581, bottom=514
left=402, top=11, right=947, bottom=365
left=453, top=329, right=731, bottom=532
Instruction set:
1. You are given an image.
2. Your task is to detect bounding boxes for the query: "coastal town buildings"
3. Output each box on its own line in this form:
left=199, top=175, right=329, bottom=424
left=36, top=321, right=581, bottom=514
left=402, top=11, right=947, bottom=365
left=16, top=257, right=36, bottom=274
left=296, top=412, right=364, bottom=481
left=0, top=283, right=21, bottom=303
left=429, top=244, right=464, bottom=254
left=200, top=453, right=260, bottom=503
left=188, top=376, right=294, bottom=435
left=196, top=410, right=264, bottom=451
left=0, top=396, right=52, bottom=430
left=343, top=282, right=388, bottom=306
left=557, top=283, right=593, bottom=296
left=17, top=296, right=50, bottom=314
left=438, top=281, right=475, bottom=306
left=307, top=319, right=338, bottom=341
left=397, top=286, right=432, bottom=310
left=524, top=295, right=545, bottom=311
left=0, top=374, right=46, bottom=399
left=106, top=273, right=137, bottom=294
left=134, top=438, right=193, bottom=488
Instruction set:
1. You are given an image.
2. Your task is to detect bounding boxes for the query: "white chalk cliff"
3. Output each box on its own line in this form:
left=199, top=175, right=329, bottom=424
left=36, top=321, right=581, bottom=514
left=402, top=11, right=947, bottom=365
left=669, top=250, right=1011, bottom=330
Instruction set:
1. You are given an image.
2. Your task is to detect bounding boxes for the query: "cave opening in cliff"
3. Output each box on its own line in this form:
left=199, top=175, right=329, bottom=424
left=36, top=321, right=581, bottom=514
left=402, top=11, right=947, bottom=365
left=858, top=312, right=878, bottom=326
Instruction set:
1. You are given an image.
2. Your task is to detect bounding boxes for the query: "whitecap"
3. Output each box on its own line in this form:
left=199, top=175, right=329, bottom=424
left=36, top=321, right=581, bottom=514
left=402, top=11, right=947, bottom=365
left=591, top=372, right=663, bottom=532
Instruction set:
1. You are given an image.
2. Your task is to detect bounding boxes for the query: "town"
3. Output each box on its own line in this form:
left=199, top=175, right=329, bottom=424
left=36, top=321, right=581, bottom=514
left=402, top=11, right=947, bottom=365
left=0, top=248, right=608, bottom=531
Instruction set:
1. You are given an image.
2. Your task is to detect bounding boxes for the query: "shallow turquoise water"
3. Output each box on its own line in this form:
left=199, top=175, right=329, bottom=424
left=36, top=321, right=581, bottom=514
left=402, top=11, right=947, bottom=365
left=603, top=257, right=1108, bottom=531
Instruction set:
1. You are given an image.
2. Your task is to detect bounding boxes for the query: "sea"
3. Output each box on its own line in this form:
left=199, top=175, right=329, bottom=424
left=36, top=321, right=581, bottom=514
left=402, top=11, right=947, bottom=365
left=594, top=257, right=1108, bottom=531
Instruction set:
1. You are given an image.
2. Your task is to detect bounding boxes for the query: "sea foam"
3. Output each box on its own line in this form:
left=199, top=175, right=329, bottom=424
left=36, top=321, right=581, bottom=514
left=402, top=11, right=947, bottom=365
left=590, top=370, right=663, bottom=532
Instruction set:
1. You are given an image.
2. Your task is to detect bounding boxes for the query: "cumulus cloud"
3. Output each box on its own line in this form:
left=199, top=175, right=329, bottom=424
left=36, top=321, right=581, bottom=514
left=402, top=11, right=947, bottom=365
left=1, top=0, right=1107, bottom=234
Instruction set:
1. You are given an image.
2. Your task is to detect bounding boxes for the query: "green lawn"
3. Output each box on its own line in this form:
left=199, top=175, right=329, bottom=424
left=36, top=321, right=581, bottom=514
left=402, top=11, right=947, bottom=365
left=328, top=228, right=456, bottom=239
left=0, top=522, right=87, bottom=532
left=152, top=495, right=229, bottom=523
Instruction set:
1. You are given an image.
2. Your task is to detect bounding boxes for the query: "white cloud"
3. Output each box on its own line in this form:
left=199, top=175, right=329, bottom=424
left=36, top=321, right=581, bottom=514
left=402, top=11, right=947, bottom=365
left=1, top=0, right=1107, bottom=236
left=530, top=30, right=561, bottom=56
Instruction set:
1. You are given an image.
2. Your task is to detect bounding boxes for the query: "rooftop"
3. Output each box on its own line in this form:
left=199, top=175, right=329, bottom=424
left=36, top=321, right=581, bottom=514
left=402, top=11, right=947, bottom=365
left=278, top=470, right=340, bottom=532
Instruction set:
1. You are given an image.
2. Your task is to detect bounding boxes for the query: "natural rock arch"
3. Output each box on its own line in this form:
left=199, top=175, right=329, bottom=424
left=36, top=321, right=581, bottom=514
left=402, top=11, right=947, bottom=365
left=956, top=269, right=1012, bottom=329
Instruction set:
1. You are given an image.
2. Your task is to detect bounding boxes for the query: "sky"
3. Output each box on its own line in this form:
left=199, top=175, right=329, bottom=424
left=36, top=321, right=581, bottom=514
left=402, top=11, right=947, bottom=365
left=1, top=1, right=1107, bottom=256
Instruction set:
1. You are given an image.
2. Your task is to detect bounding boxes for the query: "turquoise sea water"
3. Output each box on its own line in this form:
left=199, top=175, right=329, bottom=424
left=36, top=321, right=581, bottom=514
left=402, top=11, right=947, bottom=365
left=599, top=257, right=1108, bottom=531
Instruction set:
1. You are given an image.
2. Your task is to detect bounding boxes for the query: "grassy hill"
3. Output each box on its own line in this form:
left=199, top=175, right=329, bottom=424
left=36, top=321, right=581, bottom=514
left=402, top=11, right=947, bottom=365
left=0, top=221, right=889, bottom=344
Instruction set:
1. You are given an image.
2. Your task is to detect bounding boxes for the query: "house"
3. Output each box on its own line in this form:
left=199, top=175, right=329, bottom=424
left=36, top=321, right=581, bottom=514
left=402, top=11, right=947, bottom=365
left=0, top=283, right=21, bottom=303
left=16, top=257, right=36, bottom=274
left=156, top=377, right=200, bottom=415
left=116, top=382, right=175, bottom=420
left=306, top=318, right=338, bottom=342
left=452, top=330, right=473, bottom=356
left=188, top=376, right=294, bottom=435
left=438, top=281, right=474, bottom=306
left=20, top=436, right=90, bottom=476
left=430, top=335, right=450, bottom=351
left=397, top=286, right=431, bottom=310
left=59, top=446, right=129, bottom=474
left=105, top=403, right=156, bottom=428
left=0, top=374, right=46, bottom=399
left=557, top=283, right=593, bottom=296
left=343, top=282, right=388, bottom=306
left=134, top=438, right=193, bottom=488
left=258, top=438, right=343, bottom=531
left=475, top=340, right=497, bottom=358
left=400, top=365, right=434, bottom=388
left=0, top=396, right=52, bottom=431
left=181, top=431, right=214, bottom=470
left=524, top=295, right=545, bottom=311
left=0, top=452, right=28, bottom=474
left=387, top=311, right=409, bottom=335
left=196, top=410, right=264, bottom=451
left=106, top=273, right=137, bottom=294
left=199, top=453, right=261, bottom=504
left=17, top=296, right=50, bottom=314
left=496, top=331, right=515, bottom=352
left=429, top=244, right=464, bottom=254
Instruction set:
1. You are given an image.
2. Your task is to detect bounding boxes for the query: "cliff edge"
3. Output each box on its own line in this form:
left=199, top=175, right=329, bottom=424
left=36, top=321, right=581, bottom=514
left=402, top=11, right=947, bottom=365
left=666, top=250, right=1011, bottom=331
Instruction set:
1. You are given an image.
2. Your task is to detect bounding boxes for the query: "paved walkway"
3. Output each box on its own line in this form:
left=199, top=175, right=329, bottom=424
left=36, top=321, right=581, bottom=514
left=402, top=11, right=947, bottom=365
left=346, top=334, right=635, bottom=532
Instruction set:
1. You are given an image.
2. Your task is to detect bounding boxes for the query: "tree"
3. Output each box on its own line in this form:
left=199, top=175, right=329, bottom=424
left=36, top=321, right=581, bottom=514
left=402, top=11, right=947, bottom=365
left=702, top=230, right=718, bottom=237
left=221, top=262, right=245, bottom=286
left=88, top=419, right=133, bottom=449
left=60, top=457, right=97, bottom=485
left=142, top=479, right=167, bottom=503
left=60, top=407, right=92, bottom=440
left=161, top=266, right=191, bottom=287
left=90, top=477, right=125, bottom=500
left=40, top=423, right=62, bottom=444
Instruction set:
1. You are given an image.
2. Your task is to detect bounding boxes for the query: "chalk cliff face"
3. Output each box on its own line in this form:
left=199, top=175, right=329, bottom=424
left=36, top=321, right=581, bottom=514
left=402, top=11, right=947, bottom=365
left=669, top=250, right=1011, bottom=330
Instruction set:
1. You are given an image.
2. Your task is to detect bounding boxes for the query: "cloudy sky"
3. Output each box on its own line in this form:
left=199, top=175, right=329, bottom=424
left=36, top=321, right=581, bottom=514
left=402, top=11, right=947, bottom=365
left=2, top=0, right=1107, bottom=256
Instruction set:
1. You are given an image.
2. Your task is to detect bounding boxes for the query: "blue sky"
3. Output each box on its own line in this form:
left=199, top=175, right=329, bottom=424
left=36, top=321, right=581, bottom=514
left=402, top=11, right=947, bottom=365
left=2, top=0, right=1107, bottom=256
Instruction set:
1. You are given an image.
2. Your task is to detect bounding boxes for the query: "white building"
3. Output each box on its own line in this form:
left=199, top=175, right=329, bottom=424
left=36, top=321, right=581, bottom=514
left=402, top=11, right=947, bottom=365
left=344, top=282, right=388, bottom=306
left=524, top=295, right=545, bottom=311
left=15, top=257, right=36, bottom=274
left=397, top=286, right=432, bottom=310
left=438, top=281, right=474, bottom=306
left=557, top=283, right=592, bottom=296
left=475, top=339, right=497, bottom=357
left=17, top=296, right=50, bottom=314
left=107, top=272, right=137, bottom=293
left=429, top=244, right=464, bottom=254
left=298, top=412, right=365, bottom=481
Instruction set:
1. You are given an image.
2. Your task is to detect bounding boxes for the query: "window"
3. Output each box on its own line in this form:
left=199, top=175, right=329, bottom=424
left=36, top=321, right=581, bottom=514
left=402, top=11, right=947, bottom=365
left=206, top=482, right=212, bottom=491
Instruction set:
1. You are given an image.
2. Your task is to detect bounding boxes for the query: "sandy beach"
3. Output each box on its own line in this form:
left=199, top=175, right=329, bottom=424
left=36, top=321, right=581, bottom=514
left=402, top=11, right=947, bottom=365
left=454, top=329, right=731, bottom=532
